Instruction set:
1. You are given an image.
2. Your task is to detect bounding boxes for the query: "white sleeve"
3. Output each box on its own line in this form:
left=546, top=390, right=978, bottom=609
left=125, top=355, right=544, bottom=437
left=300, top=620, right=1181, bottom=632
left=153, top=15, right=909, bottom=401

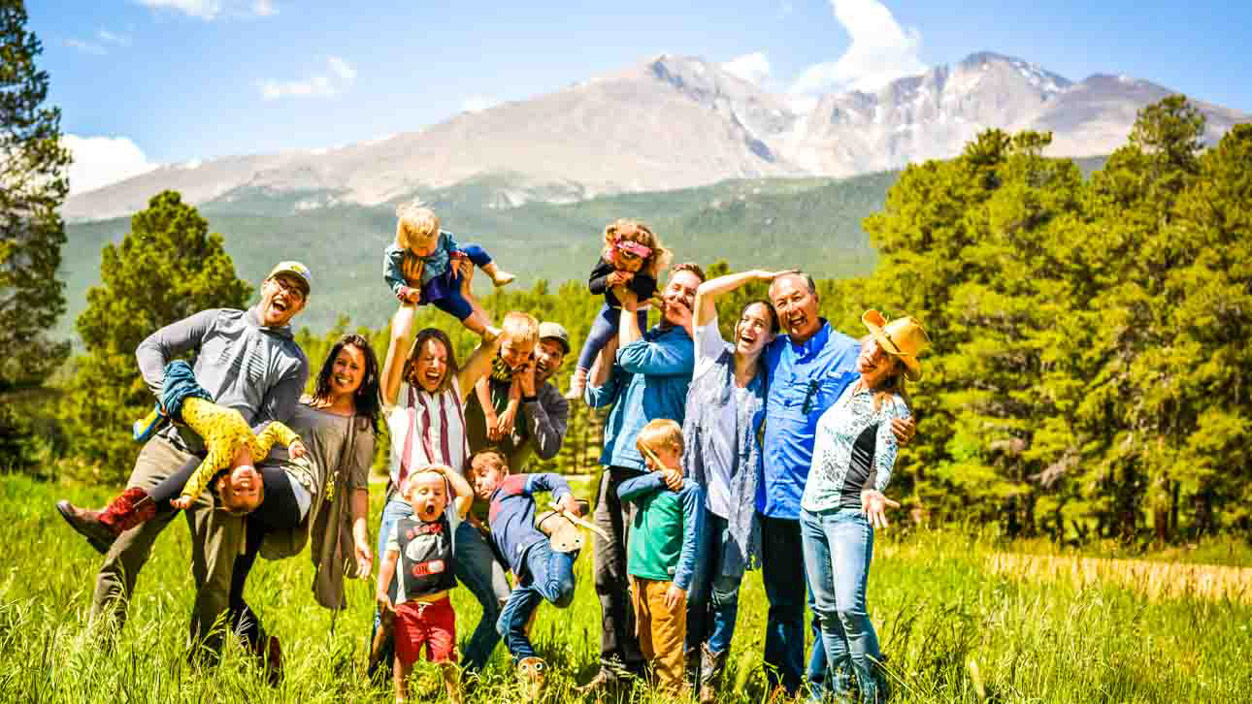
left=692, top=317, right=727, bottom=381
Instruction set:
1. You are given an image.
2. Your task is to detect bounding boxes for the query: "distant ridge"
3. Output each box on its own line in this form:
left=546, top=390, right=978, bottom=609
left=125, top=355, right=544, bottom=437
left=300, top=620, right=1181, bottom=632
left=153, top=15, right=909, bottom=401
left=63, top=51, right=1247, bottom=222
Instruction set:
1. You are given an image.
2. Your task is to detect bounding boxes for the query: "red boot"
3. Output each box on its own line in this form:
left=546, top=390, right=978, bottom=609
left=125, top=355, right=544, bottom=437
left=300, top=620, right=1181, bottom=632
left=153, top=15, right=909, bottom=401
left=56, top=487, right=156, bottom=555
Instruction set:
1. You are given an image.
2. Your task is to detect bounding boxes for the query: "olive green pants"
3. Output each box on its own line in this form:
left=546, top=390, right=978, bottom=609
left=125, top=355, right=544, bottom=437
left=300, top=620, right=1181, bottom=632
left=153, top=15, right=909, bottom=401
left=90, top=436, right=245, bottom=655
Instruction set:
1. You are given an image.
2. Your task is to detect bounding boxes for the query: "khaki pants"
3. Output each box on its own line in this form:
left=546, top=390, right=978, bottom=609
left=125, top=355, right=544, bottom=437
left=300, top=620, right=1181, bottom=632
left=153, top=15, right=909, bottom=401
left=630, top=576, right=687, bottom=692
left=90, top=436, right=245, bottom=655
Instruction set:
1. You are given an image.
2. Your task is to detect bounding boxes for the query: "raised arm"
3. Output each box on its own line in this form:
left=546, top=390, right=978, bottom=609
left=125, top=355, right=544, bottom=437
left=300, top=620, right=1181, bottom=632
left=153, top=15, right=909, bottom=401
left=693, top=269, right=795, bottom=327
left=616, top=288, right=644, bottom=348
left=456, top=336, right=502, bottom=402
left=381, top=304, right=419, bottom=406
left=136, top=308, right=221, bottom=396
left=443, top=467, right=475, bottom=520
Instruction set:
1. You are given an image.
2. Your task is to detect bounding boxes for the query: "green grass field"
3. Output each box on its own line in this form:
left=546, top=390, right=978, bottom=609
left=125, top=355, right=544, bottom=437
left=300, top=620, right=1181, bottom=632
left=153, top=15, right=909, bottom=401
left=3, top=473, right=1249, bottom=703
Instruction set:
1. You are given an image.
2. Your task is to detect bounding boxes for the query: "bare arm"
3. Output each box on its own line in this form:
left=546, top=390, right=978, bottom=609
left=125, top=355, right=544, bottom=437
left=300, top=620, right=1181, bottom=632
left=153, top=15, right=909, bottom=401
left=351, top=488, right=371, bottom=577
left=442, top=469, right=475, bottom=520
left=457, top=336, right=502, bottom=402
left=587, top=331, right=620, bottom=389
left=376, top=549, right=398, bottom=608
left=616, top=288, right=644, bottom=348
left=381, top=304, right=419, bottom=406
left=694, top=269, right=796, bottom=327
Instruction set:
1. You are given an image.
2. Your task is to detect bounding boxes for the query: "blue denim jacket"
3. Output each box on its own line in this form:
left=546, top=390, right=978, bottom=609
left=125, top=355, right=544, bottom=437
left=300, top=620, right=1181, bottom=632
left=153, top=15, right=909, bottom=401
left=382, top=230, right=458, bottom=295
left=585, top=325, right=694, bottom=471
left=759, top=320, right=861, bottom=520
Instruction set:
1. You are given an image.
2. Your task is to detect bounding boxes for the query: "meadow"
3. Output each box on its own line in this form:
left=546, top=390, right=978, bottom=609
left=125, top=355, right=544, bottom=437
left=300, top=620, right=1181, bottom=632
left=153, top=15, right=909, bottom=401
left=3, top=473, right=1249, bottom=704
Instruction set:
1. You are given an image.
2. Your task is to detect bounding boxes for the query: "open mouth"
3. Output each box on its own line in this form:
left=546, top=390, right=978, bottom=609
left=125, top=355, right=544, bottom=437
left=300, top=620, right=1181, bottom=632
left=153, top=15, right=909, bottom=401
left=786, top=313, right=805, bottom=330
left=422, top=504, right=437, bottom=517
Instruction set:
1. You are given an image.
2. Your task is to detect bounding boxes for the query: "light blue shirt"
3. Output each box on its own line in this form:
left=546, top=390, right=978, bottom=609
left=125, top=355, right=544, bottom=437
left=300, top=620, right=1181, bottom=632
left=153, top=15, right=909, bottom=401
left=586, top=325, right=695, bottom=471
left=759, top=320, right=860, bottom=520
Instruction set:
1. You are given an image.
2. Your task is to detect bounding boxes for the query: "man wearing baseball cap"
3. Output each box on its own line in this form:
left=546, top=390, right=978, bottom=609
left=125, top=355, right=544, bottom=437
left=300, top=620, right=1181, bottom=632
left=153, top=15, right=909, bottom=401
left=466, top=319, right=572, bottom=475
left=60, top=260, right=313, bottom=658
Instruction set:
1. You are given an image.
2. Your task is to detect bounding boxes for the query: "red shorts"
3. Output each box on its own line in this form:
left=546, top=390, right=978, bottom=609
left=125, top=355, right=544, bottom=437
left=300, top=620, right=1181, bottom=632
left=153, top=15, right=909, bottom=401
left=394, top=596, right=457, bottom=665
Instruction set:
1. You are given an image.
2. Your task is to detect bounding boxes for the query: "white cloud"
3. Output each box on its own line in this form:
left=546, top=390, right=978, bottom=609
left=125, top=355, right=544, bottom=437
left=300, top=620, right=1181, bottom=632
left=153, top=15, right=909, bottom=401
left=96, top=29, right=131, bottom=46
left=63, top=135, right=159, bottom=196
left=257, top=56, right=356, bottom=100
left=722, top=52, right=771, bottom=86
left=137, top=0, right=277, bottom=20
left=138, top=0, right=222, bottom=19
left=64, top=38, right=107, bottom=55
left=327, top=56, right=356, bottom=81
left=462, top=96, right=499, bottom=113
left=790, top=0, right=927, bottom=95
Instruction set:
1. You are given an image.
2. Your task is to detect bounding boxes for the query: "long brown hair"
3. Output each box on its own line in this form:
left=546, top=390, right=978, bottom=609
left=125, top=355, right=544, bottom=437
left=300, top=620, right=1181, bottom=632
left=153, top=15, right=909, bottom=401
left=404, top=327, right=460, bottom=394
left=310, top=333, right=382, bottom=433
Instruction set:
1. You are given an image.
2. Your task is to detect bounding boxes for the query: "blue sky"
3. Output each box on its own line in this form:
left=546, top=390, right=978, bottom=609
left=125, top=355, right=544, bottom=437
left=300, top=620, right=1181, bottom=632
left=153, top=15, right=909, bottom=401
left=30, top=0, right=1252, bottom=194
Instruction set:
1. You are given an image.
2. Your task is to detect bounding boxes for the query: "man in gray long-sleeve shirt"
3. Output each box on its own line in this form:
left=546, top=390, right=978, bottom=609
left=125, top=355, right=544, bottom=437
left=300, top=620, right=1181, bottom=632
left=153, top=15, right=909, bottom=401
left=76, top=261, right=311, bottom=655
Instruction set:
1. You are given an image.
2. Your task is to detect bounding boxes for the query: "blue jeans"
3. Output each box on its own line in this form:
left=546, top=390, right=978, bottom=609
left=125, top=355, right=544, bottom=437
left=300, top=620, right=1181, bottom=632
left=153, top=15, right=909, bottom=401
left=575, top=303, right=649, bottom=372
left=372, top=496, right=510, bottom=673
left=686, top=512, right=743, bottom=656
left=760, top=512, right=827, bottom=697
left=496, top=540, right=577, bottom=661
left=800, top=507, right=880, bottom=703
left=422, top=244, right=492, bottom=321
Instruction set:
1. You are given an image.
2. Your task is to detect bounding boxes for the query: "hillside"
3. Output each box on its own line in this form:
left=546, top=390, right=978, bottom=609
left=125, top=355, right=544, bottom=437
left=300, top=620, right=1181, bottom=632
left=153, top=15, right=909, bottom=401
left=60, top=172, right=897, bottom=335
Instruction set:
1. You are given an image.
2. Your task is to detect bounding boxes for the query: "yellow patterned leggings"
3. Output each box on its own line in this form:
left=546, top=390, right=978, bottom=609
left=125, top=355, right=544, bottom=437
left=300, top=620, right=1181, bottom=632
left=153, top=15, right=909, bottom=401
left=174, top=398, right=300, bottom=503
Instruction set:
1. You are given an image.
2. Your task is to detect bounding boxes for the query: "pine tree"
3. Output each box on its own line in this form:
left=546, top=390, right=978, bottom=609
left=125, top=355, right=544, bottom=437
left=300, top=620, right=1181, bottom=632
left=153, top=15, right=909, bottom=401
left=59, top=191, right=251, bottom=479
left=0, top=0, right=71, bottom=391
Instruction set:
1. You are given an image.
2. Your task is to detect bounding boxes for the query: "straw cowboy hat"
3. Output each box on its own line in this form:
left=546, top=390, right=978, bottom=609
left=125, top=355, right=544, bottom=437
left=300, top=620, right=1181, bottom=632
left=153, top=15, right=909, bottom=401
left=862, top=310, right=931, bottom=382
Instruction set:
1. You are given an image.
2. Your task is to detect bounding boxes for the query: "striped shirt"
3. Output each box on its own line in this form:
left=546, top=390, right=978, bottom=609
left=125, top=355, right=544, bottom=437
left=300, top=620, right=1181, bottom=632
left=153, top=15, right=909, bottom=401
left=385, top=383, right=470, bottom=491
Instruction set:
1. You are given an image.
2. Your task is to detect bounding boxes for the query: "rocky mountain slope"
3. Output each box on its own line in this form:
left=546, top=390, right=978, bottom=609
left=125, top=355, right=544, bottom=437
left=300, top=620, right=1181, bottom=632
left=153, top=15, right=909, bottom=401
left=63, top=52, right=1246, bottom=221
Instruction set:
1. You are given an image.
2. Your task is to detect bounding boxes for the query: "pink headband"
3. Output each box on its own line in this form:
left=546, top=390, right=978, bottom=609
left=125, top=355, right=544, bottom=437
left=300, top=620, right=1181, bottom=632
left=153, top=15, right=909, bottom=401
left=616, top=240, right=652, bottom=258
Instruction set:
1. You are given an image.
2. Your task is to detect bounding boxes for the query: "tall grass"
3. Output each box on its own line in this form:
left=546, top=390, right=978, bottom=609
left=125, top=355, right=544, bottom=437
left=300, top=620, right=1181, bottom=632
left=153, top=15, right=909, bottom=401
left=3, top=475, right=1249, bottom=702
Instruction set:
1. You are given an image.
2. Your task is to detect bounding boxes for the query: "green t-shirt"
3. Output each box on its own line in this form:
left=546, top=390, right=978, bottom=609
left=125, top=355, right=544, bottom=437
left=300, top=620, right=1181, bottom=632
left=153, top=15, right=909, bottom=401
left=621, top=473, right=704, bottom=590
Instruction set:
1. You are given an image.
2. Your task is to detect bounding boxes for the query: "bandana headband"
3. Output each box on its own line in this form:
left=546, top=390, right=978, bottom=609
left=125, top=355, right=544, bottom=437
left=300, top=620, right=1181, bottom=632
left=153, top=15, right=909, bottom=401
left=616, top=240, right=652, bottom=258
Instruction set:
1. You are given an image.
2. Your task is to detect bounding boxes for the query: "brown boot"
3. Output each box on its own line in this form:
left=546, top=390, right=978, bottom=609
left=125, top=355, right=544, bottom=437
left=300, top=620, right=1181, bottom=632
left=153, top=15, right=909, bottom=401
left=56, top=487, right=155, bottom=554
left=254, top=635, right=282, bottom=686
left=697, top=644, right=727, bottom=704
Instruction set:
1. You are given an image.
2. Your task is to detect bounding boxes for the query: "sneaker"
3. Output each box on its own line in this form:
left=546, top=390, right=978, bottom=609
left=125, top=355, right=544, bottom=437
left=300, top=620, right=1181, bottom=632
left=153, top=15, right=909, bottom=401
left=517, top=656, right=548, bottom=700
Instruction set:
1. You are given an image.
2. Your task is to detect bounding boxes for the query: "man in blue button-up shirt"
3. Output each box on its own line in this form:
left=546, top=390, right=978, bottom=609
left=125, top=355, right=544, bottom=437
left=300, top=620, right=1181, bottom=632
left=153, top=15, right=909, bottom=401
left=759, top=272, right=913, bottom=697
left=580, top=262, right=705, bottom=694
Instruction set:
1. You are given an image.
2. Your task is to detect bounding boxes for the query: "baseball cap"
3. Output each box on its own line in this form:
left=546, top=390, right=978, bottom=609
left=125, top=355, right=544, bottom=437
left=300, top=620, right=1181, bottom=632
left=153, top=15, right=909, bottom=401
left=538, top=322, right=570, bottom=355
left=267, top=261, right=313, bottom=295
